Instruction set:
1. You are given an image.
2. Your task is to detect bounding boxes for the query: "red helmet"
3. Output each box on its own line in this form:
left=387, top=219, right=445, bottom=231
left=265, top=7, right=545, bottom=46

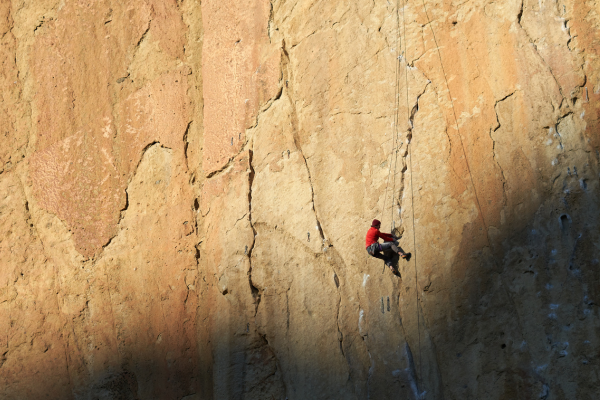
left=372, top=219, right=381, bottom=227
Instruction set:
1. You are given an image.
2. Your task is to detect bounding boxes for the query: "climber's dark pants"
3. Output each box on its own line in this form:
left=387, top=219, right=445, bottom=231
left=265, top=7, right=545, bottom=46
left=379, top=241, right=400, bottom=253
left=366, top=241, right=400, bottom=266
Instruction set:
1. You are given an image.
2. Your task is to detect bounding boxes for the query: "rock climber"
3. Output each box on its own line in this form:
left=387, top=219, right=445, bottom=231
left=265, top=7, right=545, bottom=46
left=366, top=219, right=410, bottom=275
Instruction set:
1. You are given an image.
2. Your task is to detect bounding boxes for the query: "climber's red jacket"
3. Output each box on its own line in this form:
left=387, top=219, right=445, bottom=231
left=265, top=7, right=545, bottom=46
left=365, top=227, right=395, bottom=248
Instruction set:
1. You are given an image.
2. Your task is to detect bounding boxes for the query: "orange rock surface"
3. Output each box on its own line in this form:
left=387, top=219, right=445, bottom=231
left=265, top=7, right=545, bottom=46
left=1, top=1, right=599, bottom=399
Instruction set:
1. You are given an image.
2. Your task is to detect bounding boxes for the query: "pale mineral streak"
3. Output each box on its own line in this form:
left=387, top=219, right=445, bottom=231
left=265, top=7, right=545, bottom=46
left=0, top=0, right=599, bottom=399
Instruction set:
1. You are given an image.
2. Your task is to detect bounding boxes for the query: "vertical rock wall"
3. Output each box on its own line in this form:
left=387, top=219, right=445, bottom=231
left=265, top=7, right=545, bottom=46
left=0, top=0, right=598, bottom=399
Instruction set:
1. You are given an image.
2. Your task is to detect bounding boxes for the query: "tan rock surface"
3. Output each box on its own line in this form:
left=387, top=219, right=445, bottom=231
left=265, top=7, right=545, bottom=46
left=1, top=0, right=599, bottom=399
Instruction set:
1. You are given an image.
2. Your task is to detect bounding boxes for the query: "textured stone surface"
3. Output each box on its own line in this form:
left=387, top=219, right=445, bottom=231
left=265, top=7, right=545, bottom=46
left=201, top=0, right=281, bottom=175
left=1, top=0, right=599, bottom=399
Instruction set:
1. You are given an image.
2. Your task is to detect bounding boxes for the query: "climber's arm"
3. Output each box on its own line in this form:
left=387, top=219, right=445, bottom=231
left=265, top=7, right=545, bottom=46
left=379, top=232, right=395, bottom=242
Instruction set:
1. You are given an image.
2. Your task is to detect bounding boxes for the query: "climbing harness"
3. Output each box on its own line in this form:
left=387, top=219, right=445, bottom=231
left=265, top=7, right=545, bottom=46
left=367, top=243, right=384, bottom=257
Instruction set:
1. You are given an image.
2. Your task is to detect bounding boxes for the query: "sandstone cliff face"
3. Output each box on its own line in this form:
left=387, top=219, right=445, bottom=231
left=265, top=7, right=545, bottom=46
left=1, top=0, right=599, bottom=399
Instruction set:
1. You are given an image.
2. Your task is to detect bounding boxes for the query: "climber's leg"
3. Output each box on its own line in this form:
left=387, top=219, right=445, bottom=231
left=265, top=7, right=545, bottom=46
left=369, top=251, right=387, bottom=261
left=366, top=244, right=385, bottom=260
left=380, top=241, right=408, bottom=258
left=371, top=252, right=386, bottom=261
left=395, top=243, right=410, bottom=259
left=389, top=241, right=411, bottom=259
left=379, top=241, right=394, bottom=252
left=384, top=257, right=401, bottom=277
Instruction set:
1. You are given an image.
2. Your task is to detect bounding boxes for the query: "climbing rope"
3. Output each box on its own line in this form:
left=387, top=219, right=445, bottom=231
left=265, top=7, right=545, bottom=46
left=410, top=0, right=524, bottom=393
left=403, top=0, right=423, bottom=389
left=389, top=0, right=404, bottom=230
left=418, top=0, right=490, bottom=235
left=381, top=19, right=403, bottom=234
left=379, top=1, right=425, bottom=388
left=380, top=0, right=404, bottom=280
left=377, top=0, right=424, bottom=392
left=382, top=0, right=510, bottom=392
